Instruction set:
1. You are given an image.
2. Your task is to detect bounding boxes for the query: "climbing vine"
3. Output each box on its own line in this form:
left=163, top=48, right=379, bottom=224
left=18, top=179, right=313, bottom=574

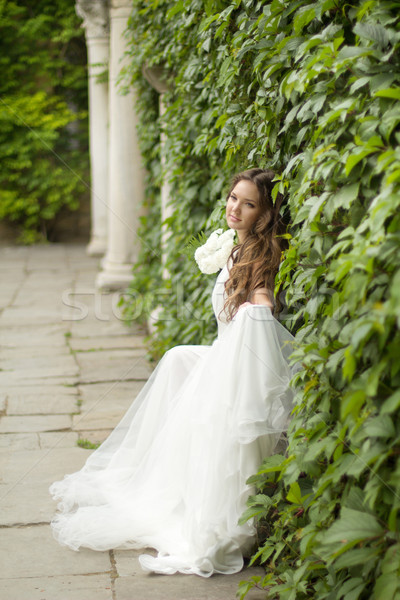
left=124, top=0, right=400, bottom=598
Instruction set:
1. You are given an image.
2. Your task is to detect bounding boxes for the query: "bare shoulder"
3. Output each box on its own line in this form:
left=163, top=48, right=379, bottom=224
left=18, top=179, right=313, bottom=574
left=249, top=287, right=274, bottom=309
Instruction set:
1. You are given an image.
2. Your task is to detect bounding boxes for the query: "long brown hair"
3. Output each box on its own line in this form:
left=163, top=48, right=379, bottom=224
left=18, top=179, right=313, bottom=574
left=223, top=168, right=287, bottom=321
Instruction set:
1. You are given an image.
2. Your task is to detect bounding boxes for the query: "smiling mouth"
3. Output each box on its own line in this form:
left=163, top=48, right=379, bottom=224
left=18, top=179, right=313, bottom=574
left=229, top=215, right=241, bottom=222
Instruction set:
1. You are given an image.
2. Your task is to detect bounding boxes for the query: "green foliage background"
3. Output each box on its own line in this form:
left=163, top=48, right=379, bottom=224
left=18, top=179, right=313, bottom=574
left=123, top=0, right=400, bottom=597
left=0, top=0, right=88, bottom=243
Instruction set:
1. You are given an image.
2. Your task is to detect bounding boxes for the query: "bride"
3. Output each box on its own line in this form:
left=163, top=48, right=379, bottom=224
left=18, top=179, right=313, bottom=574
left=50, top=168, right=295, bottom=577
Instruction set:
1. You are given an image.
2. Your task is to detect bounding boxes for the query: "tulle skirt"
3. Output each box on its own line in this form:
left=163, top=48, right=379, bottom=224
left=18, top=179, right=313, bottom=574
left=50, top=304, right=294, bottom=576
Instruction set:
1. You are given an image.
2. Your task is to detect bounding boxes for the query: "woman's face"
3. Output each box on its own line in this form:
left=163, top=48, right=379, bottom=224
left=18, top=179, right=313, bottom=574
left=226, top=179, right=262, bottom=242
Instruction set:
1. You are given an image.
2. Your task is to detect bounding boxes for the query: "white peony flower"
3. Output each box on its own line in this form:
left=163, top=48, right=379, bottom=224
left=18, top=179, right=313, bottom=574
left=194, top=229, right=235, bottom=274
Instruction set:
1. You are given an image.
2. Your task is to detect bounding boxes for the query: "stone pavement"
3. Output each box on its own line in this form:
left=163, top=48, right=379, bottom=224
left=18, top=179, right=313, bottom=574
left=0, top=244, right=266, bottom=600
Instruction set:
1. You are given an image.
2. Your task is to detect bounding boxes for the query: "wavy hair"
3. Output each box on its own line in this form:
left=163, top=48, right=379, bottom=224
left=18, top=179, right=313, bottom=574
left=223, top=168, right=287, bottom=321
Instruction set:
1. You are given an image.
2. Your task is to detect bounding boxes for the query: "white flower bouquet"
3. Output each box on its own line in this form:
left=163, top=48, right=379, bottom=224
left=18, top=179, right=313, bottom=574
left=194, top=229, right=235, bottom=274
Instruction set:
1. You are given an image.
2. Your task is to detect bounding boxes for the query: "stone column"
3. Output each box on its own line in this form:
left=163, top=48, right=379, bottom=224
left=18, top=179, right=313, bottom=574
left=96, top=0, right=145, bottom=289
left=76, top=0, right=110, bottom=256
left=159, top=97, right=174, bottom=279
left=141, top=65, right=173, bottom=279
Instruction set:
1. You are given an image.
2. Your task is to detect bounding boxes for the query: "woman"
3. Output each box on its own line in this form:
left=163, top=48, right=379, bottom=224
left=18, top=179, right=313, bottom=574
left=50, top=168, right=295, bottom=577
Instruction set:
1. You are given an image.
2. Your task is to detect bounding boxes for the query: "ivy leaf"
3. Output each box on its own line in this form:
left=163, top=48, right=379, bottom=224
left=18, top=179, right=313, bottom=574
left=322, top=508, right=384, bottom=546
left=374, top=573, right=400, bottom=600
left=345, top=148, right=378, bottom=175
left=381, top=390, right=400, bottom=414
left=334, top=578, right=366, bottom=600
left=353, top=22, right=391, bottom=48
left=341, top=389, right=366, bottom=420
left=374, top=88, right=400, bottom=101
left=326, top=183, right=359, bottom=217
left=293, top=6, right=316, bottom=34
left=363, top=414, right=395, bottom=439
left=286, top=481, right=302, bottom=504
left=166, top=0, right=185, bottom=19
left=334, top=547, right=380, bottom=569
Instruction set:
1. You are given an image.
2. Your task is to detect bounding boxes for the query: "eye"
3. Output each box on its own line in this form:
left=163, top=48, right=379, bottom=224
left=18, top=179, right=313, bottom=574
left=246, top=202, right=255, bottom=208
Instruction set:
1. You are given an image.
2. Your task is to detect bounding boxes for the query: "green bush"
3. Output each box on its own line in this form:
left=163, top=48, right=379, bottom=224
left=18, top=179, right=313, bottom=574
left=0, top=0, right=88, bottom=243
left=124, top=0, right=400, bottom=597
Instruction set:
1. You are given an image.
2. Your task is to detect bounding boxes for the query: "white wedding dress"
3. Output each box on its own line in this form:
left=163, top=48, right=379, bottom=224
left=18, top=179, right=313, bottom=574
left=50, top=265, right=295, bottom=577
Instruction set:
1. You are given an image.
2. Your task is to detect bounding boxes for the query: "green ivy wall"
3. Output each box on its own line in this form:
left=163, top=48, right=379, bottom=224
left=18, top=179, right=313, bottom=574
left=123, top=1, right=400, bottom=598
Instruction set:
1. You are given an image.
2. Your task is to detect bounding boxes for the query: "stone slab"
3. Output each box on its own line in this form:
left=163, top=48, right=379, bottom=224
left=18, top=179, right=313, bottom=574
left=0, top=447, right=91, bottom=484
left=72, top=381, right=144, bottom=432
left=0, top=258, right=27, bottom=269
left=0, top=373, right=78, bottom=387
left=0, top=365, right=79, bottom=380
left=7, top=285, right=70, bottom=298
left=0, top=480, right=56, bottom=526
left=0, top=415, right=72, bottom=434
left=25, top=260, right=69, bottom=271
left=60, top=290, right=125, bottom=321
left=22, top=280, right=75, bottom=292
left=70, top=320, right=145, bottom=337
left=0, top=307, right=68, bottom=326
left=114, top=548, right=156, bottom=577
left=0, top=284, right=24, bottom=301
left=0, top=245, right=29, bottom=256
left=0, top=525, right=111, bottom=578
left=25, top=244, right=67, bottom=255
left=77, top=381, right=144, bottom=414
left=0, top=431, right=79, bottom=451
left=70, top=334, right=145, bottom=351
left=0, top=262, right=26, bottom=271
left=73, top=410, right=127, bottom=432
left=78, top=380, right=145, bottom=402
left=114, top=568, right=267, bottom=600
left=0, top=432, right=42, bottom=450
left=0, top=394, right=6, bottom=415
left=76, top=347, right=146, bottom=360
left=7, top=395, right=78, bottom=416
left=64, top=293, right=142, bottom=335
left=0, top=346, right=71, bottom=360
left=0, top=268, right=25, bottom=279
left=113, top=549, right=267, bottom=599
left=76, top=350, right=152, bottom=383
left=69, top=319, right=136, bottom=338
left=0, top=384, right=77, bottom=397
left=0, top=289, right=18, bottom=308
left=39, top=431, right=79, bottom=449
left=76, top=430, right=112, bottom=445
left=0, top=574, right=113, bottom=600
left=12, top=291, right=73, bottom=308
left=0, top=274, right=24, bottom=284
left=0, top=324, right=69, bottom=348
left=1, top=354, right=78, bottom=372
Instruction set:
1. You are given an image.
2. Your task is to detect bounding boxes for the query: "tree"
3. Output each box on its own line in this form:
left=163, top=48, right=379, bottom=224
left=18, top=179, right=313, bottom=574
left=0, top=0, right=89, bottom=242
